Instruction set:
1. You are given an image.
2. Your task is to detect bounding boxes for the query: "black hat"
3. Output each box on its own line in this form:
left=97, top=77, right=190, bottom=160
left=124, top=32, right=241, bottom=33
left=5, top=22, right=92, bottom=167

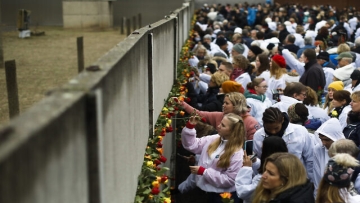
left=267, top=43, right=275, bottom=51
left=351, top=69, right=360, bottom=80
left=216, top=37, right=227, bottom=47
left=206, top=63, right=217, bottom=74
left=249, top=45, right=263, bottom=55
left=317, top=51, right=330, bottom=61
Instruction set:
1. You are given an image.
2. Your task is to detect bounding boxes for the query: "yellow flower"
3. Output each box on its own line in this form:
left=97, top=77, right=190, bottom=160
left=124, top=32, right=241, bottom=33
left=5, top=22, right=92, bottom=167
left=156, top=176, right=162, bottom=182
left=144, top=155, right=151, bottom=159
left=152, top=180, right=159, bottom=188
left=164, top=179, right=168, bottom=184
left=148, top=195, right=153, bottom=200
left=220, top=192, right=232, bottom=199
left=167, top=119, right=172, bottom=125
left=331, top=110, right=338, bottom=117
left=146, top=161, right=153, bottom=167
left=162, top=107, right=168, bottom=113
left=163, top=197, right=171, bottom=203
left=166, top=123, right=170, bottom=128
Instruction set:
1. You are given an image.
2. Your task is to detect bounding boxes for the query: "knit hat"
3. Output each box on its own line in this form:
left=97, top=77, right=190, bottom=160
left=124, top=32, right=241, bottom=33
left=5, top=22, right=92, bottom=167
left=335, top=52, right=353, bottom=60
left=272, top=54, right=286, bottom=68
left=333, top=64, right=354, bottom=81
left=328, top=81, right=344, bottom=91
left=216, top=37, right=227, bottom=47
left=222, top=81, right=244, bottom=94
left=232, top=43, right=245, bottom=54
left=317, top=51, right=330, bottom=61
left=324, top=153, right=359, bottom=188
left=249, top=45, right=263, bottom=55
left=351, top=69, right=360, bottom=80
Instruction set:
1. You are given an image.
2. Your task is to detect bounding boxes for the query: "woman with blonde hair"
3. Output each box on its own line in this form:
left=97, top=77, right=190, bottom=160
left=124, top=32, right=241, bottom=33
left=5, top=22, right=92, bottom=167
left=343, top=91, right=360, bottom=146
left=182, top=113, right=245, bottom=203
left=266, top=55, right=287, bottom=104
left=245, top=78, right=272, bottom=126
left=252, top=153, right=314, bottom=202
left=324, top=81, right=344, bottom=114
left=316, top=153, right=360, bottom=203
left=177, top=92, right=259, bottom=140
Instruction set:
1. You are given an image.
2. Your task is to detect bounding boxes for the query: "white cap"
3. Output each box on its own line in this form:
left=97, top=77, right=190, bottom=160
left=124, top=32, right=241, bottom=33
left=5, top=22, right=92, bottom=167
left=234, top=27, right=242, bottom=34
left=284, top=21, right=291, bottom=26
left=304, top=11, right=309, bottom=16
left=265, top=17, right=272, bottom=23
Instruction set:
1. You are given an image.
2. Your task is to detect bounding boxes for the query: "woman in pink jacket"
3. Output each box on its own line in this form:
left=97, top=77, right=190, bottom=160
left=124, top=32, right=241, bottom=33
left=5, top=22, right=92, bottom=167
left=179, top=92, right=260, bottom=140
left=182, top=113, right=245, bottom=203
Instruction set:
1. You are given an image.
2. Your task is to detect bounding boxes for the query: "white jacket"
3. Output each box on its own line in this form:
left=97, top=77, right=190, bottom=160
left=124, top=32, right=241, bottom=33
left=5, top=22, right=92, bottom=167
left=235, top=73, right=251, bottom=91
left=256, top=70, right=270, bottom=82
left=235, top=166, right=261, bottom=203
left=271, top=95, right=302, bottom=113
left=312, top=118, right=345, bottom=196
left=253, top=123, right=314, bottom=180
left=265, top=75, right=287, bottom=104
left=247, top=97, right=272, bottom=126
left=323, top=67, right=335, bottom=93
left=338, top=105, right=352, bottom=130
left=282, top=49, right=305, bottom=76
left=306, top=105, right=329, bottom=124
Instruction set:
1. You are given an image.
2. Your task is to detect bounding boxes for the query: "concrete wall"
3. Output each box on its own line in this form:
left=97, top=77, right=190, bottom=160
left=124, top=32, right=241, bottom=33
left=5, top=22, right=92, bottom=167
left=0, top=1, right=194, bottom=202
left=63, top=1, right=113, bottom=28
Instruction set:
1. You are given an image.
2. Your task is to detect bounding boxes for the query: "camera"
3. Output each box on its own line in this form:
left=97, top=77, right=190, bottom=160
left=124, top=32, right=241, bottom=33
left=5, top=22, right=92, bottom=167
left=272, top=89, right=280, bottom=101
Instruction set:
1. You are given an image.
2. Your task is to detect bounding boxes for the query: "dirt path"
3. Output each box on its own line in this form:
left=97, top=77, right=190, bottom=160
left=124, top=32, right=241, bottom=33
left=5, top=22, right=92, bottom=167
left=0, top=26, right=126, bottom=124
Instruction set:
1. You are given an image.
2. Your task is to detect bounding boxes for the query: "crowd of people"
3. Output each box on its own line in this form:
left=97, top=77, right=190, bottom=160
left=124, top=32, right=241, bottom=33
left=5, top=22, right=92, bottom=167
left=176, top=2, right=360, bottom=203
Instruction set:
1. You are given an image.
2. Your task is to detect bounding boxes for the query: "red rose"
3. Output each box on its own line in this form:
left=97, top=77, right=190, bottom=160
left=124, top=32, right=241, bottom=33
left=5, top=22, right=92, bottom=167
left=157, top=142, right=163, bottom=148
left=190, top=71, right=195, bottom=76
left=159, top=155, right=167, bottom=163
left=167, top=113, right=172, bottom=118
left=161, top=174, right=168, bottom=182
left=160, top=131, right=166, bottom=136
left=151, top=187, right=160, bottom=195
left=154, top=160, right=161, bottom=166
left=166, top=126, right=173, bottom=132
left=185, top=97, right=191, bottom=102
left=201, top=117, right=207, bottom=123
left=174, top=107, right=179, bottom=111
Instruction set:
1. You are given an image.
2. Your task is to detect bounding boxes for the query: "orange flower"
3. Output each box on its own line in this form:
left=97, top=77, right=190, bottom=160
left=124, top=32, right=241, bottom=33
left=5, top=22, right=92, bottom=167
left=144, top=155, right=151, bottom=159
left=179, top=111, right=185, bottom=116
left=178, top=96, right=184, bottom=101
left=158, top=136, right=163, bottom=142
left=220, top=192, right=232, bottom=199
left=157, top=148, right=163, bottom=155
left=152, top=180, right=160, bottom=188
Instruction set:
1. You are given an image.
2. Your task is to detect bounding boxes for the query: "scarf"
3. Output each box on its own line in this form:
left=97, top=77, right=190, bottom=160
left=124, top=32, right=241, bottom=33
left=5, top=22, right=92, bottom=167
left=265, top=113, right=290, bottom=137
left=244, top=90, right=266, bottom=102
left=230, top=68, right=245, bottom=81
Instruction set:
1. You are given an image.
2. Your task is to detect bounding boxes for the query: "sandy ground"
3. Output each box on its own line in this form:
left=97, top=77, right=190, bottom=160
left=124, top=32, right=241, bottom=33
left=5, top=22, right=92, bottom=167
left=0, top=26, right=126, bottom=124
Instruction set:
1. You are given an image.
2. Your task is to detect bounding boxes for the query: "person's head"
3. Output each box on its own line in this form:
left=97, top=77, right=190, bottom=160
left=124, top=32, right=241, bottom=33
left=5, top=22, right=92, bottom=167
left=256, top=31, right=265, bottom=40
left=208, top=113, right=246, bottom=169
left=247, top=78, right=268, bottom=95
left=270, top=55, right=287, bottom=79
left=203, top=34, right=212, bottom=44
left=262, top=107, right=284, bottom=135
left=355, top=37, right=360, bottom=48
left=335, top=51, right=353, bottom=67
left=327, top=81, right=344, bottom=99
left=316, top=51, right=330, bottom=65
left=351, top=69, right=360, bottom=88
left=251, top=30, right=257, bottom=39
left=337, top=43, right=351, bottom=54
left=287, top=103, right=309, bottom=124
left=231, top=43, right=245, bottom=56
left=259, top=137, right=288, bottom=174
left=232, top=33, right=242, bottom=44
left=304, top=36, right=313, bottom=46
left=209, top=72, right=229, bottom=88
left=283, top=82, right=308, bottom=101
left=328, top=139, right=360, bottom=158
left=318, top=26, right=329, bottom=37
left=253, top=153, right=307, bottom=203
left=315, top=118, right=345, bottom=149
left=255, top=53, right=270, bottom=76
left=295, top=26, right=304, bottom=34
left=216, top=37, right=228, bottom=51
left=277, top=24, right=285, bottom=31
left=195, top=45, right=208, bottom=60
left=218, top=62, right=234, bottom=76
left=285, top=34, right=295, bottom=45
left=223, top=92, right=248, bottom=115
left=350, top=91, right=360, bottom=112
left=303, top=86, right=318, bottom=106
left=232, top=54, right=249, bottom=70
left=248, top=45, right=263, bottom=58
left=332, top=90, right=351, bottom=108
left=242, top=29, right=249, bottom=37
left=301, top=49, right=317, bottom=63
left=316, top=153, right=360, bottom=203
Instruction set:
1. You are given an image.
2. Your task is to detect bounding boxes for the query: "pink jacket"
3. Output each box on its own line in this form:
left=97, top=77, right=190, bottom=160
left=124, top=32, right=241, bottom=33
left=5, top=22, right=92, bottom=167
left=182, top=102, right=259, bottom=140
left=181, top=126, right=244, bottom=193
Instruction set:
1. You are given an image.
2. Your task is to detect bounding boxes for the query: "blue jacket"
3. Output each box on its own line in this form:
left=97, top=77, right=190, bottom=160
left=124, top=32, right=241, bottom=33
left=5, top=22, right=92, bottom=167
left=247, top=8, right=256, bottom=26
left=297, top=45, right=316, bottom=58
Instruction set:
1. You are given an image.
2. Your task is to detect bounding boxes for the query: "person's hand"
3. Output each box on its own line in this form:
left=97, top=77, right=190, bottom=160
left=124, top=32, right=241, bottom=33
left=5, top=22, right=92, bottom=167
left=189, top=166, right=200, bottom=174
left=177, top=154, right=196, bottom=164
left=243, top=151, right=253, bottom=167
left=189, top=115, right=199, bottom=125
left=171, top=97, right=183, bottom=105
left=315, top=45, right=320, bottom=54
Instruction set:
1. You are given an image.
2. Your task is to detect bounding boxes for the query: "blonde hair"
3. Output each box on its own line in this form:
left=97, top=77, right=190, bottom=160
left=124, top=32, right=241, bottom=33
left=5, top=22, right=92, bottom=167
left=303, top=86, right=318, bottom=106
left=270, top=61, right=287, bottom=79
left=210, top=72, right=229, bottom=87
left=252, top=153, right=307, bottom=202
left=225, top=92, right=248, bottom=114
left=207, top=113, right=245, bottom=168
left=324, top=88, right=337, bottom=114
left=337, top=43, right=350, bottom=54
left=316, top=153, right=360, bottom=203
left=328, top=139, right=360, bottom=158
left=351, top=91, right=360, bottom=102
left=232, top=54, right=249, bottom=70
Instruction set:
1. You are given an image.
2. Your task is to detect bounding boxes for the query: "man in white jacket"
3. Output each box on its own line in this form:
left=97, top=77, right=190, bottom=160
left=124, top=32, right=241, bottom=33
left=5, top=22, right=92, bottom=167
left=312, top=118, right=345, bottom=196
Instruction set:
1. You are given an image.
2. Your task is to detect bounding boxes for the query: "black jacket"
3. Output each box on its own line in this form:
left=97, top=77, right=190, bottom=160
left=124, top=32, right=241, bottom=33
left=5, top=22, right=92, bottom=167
left=300, top=60, right=326, bottom=92
left=284, top=44, right=300, bottom=54
left=185, top=82, right=224, bottom=112
left=343, top=111, right=360, bottom=147
left=269, top=180, right=315, bottom=203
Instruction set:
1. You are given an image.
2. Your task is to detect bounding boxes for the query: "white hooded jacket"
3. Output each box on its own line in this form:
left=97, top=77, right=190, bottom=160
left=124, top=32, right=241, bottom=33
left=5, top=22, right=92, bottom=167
left=271, top=95, right=302, bottom=113
left=313, top=118, right=345, bottom=196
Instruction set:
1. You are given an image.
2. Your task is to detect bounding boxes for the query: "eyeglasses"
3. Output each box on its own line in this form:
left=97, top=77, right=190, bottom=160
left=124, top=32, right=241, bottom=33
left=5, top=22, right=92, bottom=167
left=258, top=86, right=268, bottom=89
